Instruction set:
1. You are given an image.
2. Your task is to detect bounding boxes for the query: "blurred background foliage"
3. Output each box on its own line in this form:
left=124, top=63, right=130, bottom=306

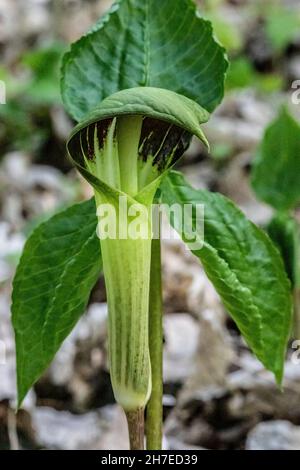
left=0, top=42, right=65, bottom=157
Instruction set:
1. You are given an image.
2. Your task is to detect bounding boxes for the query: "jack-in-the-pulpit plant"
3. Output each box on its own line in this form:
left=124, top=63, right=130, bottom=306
left=12, top=0, right=292, bottom=451
left=67, top=87, right=209, bottom=417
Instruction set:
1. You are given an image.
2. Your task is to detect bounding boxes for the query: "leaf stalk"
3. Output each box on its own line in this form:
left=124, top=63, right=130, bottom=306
left=146, top=235, right=163, bottom=450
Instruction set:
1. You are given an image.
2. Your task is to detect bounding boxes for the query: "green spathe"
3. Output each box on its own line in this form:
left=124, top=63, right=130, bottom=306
left=67, top=87, right=209, bottom=410
left=96, top=191, right=153, bottom=410
left=67, top=87, right=210, bottom=202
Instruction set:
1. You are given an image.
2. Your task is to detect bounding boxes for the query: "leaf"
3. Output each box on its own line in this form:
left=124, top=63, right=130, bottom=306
left=161, top=171, right=292, bottom=382
left=61, top=0, right=228, bottom=121
left=267, top=212, right=300, bottom=289
left=251, top=107, right=300, bottom=211
left=12, top=199, right=101, bottom=406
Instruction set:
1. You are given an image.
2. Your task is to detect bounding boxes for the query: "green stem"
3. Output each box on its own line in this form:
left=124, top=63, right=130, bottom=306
left=292, top=208, right=300, bottom=339
left=126, top=408, right=145, bottom=450
left=146, top=236, right=163, bottom=450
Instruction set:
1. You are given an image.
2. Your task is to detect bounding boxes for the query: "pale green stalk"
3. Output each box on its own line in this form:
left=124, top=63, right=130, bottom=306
left=146, top=234, right=163, bottom=450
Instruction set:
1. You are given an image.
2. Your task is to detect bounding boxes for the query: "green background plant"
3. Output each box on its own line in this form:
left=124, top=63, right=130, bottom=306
left=251, top=107, right=300, bottom=337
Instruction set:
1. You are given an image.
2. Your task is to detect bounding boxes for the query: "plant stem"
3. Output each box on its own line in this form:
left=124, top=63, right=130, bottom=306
left=125, top=408, right=145, bottom=450
left=146, top=236, right=163, bottom=450
left=293, top=209, right=300, bottom=339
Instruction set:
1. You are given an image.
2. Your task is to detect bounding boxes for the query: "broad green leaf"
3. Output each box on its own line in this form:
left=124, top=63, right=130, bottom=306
left=61, top=0, right=228, bottom=121
left=12, top=199, right=101, bottom=406
left=267, top=212, right=300, bottom=289
left=161, top=171, right=292, bottom=382
left=251, top=108, right=300, bottom=211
